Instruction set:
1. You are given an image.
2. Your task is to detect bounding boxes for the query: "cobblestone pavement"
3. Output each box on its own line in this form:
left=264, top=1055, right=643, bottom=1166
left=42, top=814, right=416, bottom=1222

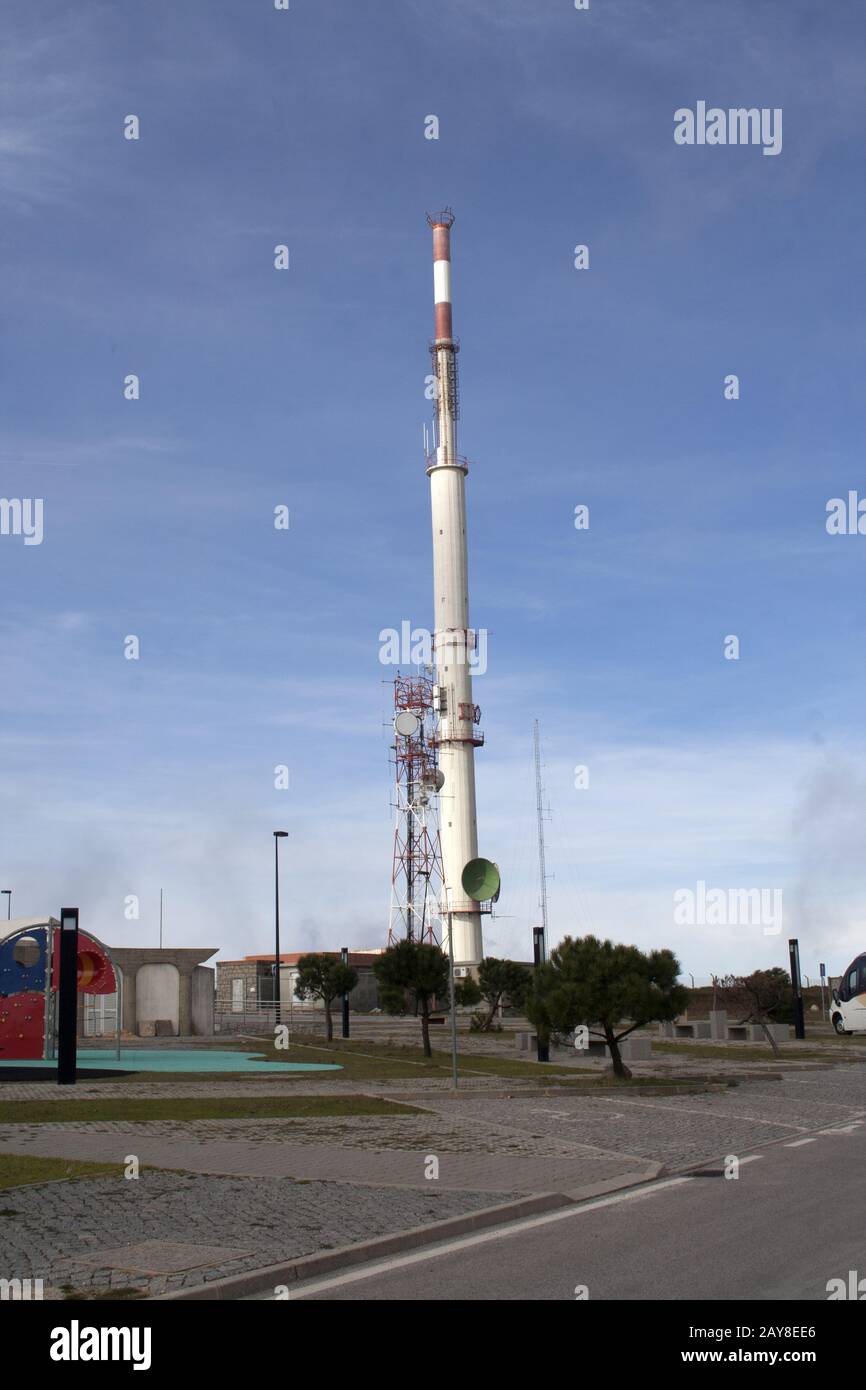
left=416, top=1067, right=866, bottom=1169
left=0, top=1074, right=560, bottom=1103
left=0, top=1171, right=523, bottom=1297
left=0, top=1121, right=653, bottom=1196
left=0, top=1112, right=590, bottom=1155
left=1, top=1056, right=863, bottom=1300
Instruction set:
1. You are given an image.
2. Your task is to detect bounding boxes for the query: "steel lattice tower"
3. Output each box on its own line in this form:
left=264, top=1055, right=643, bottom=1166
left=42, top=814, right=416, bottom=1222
left=387, top=672, right=444, bottom=947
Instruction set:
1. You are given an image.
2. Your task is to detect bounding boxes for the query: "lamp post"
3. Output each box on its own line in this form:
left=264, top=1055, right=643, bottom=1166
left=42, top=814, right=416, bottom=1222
left=58, top=908, right=79, bottom=1086
left=340, top=946, right=350, bottom=1039
left=1, top=890, right=10, bottom=920
left=533, top=926, right=549, bottom=1064
left=789, top=938, right=805, bottom=1040
left=273, top=832, right=288, bottom=1026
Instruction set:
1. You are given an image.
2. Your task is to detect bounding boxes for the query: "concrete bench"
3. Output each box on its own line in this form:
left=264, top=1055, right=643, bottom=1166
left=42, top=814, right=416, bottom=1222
left=747, top=1022, right=789, bottom=1044
left=674, top=1021, right=711, bottom=1039
left=725, top=1022, right=790, bottom=1044
left=764, top=1023, right=790, bottom=1044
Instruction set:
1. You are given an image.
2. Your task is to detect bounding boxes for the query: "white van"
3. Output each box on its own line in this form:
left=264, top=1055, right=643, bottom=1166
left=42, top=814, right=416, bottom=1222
left=830, top=953, right=866, bottom=1035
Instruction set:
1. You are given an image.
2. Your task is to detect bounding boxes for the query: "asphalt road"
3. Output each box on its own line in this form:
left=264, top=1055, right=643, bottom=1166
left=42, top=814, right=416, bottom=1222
left=289, top=1120, right=866, bottom=1300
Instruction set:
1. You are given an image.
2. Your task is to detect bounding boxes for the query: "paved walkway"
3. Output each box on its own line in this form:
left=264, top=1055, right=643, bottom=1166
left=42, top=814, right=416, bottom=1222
left=0, top=1111, right=654, bottom=1195
left=0, top=1171, right=520, bottom=1298
left=2, top=1060, right=863, bottom=1299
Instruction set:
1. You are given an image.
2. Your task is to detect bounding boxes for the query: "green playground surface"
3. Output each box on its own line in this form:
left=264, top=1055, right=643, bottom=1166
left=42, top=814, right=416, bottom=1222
left=0, top=1049, right=342, bottom=1074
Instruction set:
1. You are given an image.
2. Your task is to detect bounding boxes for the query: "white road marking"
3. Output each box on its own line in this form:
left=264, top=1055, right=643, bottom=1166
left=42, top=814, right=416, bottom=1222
left=531, top=1108, right=626, bottom=1121
left=285, top=1177, right=693, bottom=1299
left=738, top=1154, right=763, bottom=1165
left=586, top=1096, right=808, bottom=1131
left=817, top=1124, right=863, bottom=1136
left=784, top=1138, right=817, bottom=1148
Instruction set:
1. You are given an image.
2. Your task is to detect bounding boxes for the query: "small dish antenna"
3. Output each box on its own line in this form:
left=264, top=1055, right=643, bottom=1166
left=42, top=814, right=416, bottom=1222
left=394, top=710, right=420, bottom=737
left=461, top=858, right=501, bottom=903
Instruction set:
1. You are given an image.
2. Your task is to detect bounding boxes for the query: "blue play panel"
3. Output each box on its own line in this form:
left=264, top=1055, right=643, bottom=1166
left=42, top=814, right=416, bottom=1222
left=0, top=1049, right=342, bottom=1074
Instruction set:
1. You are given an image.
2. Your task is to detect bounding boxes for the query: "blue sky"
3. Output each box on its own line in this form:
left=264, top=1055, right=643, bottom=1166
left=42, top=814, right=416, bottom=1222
left=2, top=0, right=866, bottom=982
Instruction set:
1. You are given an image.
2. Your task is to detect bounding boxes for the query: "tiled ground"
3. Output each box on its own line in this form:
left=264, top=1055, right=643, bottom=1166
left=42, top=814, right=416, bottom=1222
left=2, top=1050, right=864, bottom=1300
left=0, top=1171, right=524, bottom=1297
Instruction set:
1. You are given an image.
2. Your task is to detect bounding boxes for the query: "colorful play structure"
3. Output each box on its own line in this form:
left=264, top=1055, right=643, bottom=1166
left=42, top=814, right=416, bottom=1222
left=0, top=919, right=116, bottom=1060
left=0, top=917, right=346, bottom=1075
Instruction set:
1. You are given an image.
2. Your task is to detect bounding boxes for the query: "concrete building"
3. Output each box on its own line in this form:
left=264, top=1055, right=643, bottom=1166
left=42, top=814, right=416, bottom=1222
left=216, top=950, right=383, bottom=1023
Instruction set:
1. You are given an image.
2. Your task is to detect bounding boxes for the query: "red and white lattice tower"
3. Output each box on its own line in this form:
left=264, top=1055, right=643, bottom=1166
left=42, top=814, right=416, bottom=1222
left=387, top=671, right=444, bottom=947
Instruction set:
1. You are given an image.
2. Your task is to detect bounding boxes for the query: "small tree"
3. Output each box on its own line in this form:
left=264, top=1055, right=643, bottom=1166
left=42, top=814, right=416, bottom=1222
left=525, top=934, right=688, bottom=1079
left=454, top=975, right=482, bottom=1009
left=293, top=953, right=358, bottom=1042
left=472, top=958, right=531, bottom=1031
left=373, top=940, right=449, bottom=1058
left=718, top=968, right=791, bottom=1055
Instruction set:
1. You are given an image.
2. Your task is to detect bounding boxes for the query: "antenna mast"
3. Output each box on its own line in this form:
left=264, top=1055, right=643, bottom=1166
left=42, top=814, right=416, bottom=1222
left=533, top=719, right=549, bottom=960
left=388, top=672, right=444, bottom=947
left=425, top=207, right=486, bottom=967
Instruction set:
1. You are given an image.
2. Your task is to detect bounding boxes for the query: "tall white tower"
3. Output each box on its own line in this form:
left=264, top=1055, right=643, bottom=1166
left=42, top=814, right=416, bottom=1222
left=426, top=209, right=485, bottom=967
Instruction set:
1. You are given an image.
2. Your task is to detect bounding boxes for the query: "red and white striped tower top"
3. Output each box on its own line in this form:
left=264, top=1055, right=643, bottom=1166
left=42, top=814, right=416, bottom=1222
left=429, top=209, right=455, bottom=344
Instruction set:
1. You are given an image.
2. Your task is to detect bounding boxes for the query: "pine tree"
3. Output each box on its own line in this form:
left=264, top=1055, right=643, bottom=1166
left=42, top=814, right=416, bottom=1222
left=526, top=934, right=687, bottom=1078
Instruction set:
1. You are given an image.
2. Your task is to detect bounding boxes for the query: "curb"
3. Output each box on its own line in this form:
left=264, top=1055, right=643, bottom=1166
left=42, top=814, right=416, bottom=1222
left=383, top=1082, right=735, bottom=1100
left=560, top=1163, right=664, bottom=1201
left=153, top=1167, right=663, bottom=1302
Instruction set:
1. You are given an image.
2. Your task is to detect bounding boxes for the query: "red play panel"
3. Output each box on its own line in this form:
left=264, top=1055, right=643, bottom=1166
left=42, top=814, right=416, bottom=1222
left=0, top=992, right=45, bottom=1059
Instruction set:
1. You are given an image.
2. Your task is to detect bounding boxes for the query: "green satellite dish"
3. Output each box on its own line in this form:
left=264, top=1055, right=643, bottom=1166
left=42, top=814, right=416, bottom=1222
left=461, top=857, right=501, bottom=903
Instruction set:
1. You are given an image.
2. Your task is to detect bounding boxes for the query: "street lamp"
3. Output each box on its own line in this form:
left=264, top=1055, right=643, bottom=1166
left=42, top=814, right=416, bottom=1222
left=58, top=907, right=79, bottom=1086
left=273, top=832, right=288, bottom=1025
left=533, top=927, right=549, bottom=1064
left=1, top=890, right=10, bottom=920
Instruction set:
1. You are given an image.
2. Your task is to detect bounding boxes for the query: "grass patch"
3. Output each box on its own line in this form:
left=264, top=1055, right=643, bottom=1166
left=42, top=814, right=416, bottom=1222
left=536, top=1072, right=737, bottom=1093
left=448, top=1054, right=591, bottom=1079
left=0, top=1094, right=423, bottom=1125
left=0, top=1154, right=122, bottom=1189
left=251, top=1035, right=585, bottom=1081
left=61, top=1286, right=145, bottom=1301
